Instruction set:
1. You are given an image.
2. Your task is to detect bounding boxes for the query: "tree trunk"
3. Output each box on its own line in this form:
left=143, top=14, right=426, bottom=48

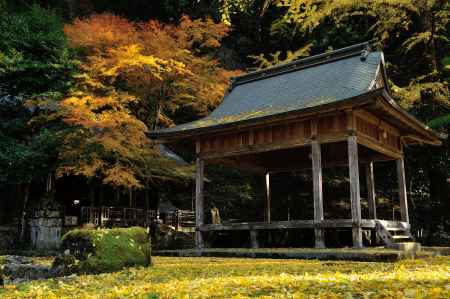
left=154, top=189, right=160, bottom=212
left=254, top=0, right=271, bottom=49
left=88, top=183, right=95, bottom=223
left=429, top=22, right=439, bottom=73
left=152, top=99, right=162, bottom=131
left=99, top=185, right=104, bottom=207
left=115, top=188, right=120, bottom=205
left=19, top=182, right=30, bottom=245
left=144, top=187, right=150, bottom=212
left=89, top=183, right=95, bottom=208
left=65, top=0, right=75, bottom=19
left=129, top=189, right=133, bottom=208
left=144, top=187, right=150, bottom=226
left=46, top=172, right=54, bottom=193
left=421, top=4, right=440, bottom=73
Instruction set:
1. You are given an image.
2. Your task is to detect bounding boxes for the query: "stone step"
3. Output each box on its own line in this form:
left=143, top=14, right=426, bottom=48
left=377, top=220, right=408, bottom=230
left=386, top=227, right=407, bottom=232
left=391, top=235, right=414, bottom=243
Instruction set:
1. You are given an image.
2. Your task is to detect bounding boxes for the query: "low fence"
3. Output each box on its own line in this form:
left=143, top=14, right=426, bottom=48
left=80, top=207, right=195, bottom=230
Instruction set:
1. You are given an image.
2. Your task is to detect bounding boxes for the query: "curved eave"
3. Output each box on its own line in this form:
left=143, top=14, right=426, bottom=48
left=379, top=89, right=443, bottom=146
left=150, top=89, right=384, bottom=141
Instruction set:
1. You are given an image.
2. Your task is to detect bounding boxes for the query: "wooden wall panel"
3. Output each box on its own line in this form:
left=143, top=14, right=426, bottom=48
left=318, top=113, right=346, bottom=135
left=197, top=113, right=351, bottom=156
left=196, top=109, right=402, bottom=157
left=354, top=109, right=401, bottom=152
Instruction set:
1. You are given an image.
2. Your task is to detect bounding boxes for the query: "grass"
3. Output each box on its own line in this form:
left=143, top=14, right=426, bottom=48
left=1, top=256, right=449, bottom=298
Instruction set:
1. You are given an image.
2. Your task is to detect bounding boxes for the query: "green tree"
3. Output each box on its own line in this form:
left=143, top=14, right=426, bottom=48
left=0, top=3, right=75, bottom=242
left=266, top=0, right=450, bottom=244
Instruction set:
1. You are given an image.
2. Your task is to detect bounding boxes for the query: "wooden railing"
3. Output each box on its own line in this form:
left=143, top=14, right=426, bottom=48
left=80, top=207, right=194, bottom=230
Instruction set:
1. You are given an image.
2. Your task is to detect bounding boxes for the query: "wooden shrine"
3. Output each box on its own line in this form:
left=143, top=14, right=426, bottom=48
left=151, top=42, right=442, bottom=249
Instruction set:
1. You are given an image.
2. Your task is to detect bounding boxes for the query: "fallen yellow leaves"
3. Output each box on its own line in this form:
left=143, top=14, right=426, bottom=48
left=1, top=256, right=449, bottom=298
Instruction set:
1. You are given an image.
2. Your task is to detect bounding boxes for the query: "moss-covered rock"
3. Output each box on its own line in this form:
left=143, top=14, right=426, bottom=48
left=54, top=227, right=151, bottom=274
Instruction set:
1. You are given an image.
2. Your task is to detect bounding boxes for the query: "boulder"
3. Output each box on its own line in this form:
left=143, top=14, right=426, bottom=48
left=54, top=227, right=151, bottom=274
left=1, top=255, right=53, bottom=284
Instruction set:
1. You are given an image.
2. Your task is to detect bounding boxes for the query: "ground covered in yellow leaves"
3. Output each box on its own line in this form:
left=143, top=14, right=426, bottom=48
left=1, top=256, right=449, bottom=298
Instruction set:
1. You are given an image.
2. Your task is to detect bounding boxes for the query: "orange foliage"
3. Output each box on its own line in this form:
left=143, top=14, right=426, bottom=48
left=59, top=13, right=238, bottom=188
left=64, top=14, right=138, bottom=53
left=64, top=13, right=240, bottom=127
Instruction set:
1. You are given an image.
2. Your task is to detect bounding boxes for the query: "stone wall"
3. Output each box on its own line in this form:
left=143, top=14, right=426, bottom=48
left=30, top=210, right=62, bottom=250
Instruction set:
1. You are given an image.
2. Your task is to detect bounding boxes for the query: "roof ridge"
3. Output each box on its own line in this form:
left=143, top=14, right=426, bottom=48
left=233, top=41, right=375, bottom=87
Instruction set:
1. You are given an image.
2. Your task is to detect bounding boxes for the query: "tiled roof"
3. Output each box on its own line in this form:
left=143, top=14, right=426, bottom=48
left=151, top=42, right=381, bottom=138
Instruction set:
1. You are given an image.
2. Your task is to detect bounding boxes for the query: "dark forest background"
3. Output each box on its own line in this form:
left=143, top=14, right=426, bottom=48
left=0, top=0, right=449, bottom=247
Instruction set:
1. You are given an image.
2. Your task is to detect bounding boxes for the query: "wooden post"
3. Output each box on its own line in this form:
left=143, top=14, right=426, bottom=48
left=265, top=172, right=271, bottom=223
left=250, top=230, right=259, bottom=248
left=195, top=157, right=205, bottom=250
left=311, top=141, right=325, bottom=248
left=365, top=162, right=377, bottom=219
left=396, top=157, right=409, bottom=223
left=348, top=135, right=363, bottom=248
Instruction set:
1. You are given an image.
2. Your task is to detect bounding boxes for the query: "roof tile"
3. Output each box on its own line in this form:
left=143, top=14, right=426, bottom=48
left=153, top=48, right=382, bottom=137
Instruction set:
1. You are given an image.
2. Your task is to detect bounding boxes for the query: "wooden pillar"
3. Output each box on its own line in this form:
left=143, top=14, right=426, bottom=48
left=365, top=162, right=377, bottom=219
left=348, top=136, right=363, bottom=248
left=195, top=157, right=205, bottom=250
left=311, top=141, right=325, bottom=248
left=250, top=230, right=259, bottom=248
left=265, top=172, right=271, bottom=223
left=396, top=157, right=409, bottom=223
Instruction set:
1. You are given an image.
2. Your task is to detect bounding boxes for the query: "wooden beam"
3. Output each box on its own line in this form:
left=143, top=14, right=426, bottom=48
left=356, top=133, right=402, bottom=159
left=266, top=155, right=394, bottom=174
left=372, top=93, right=442, bottom=145
left=207, top=157, right=266, bottom=174
left=396, top=158, right=409, bottom=223
left=346, top=109, right=355, bottom=131
left=196, top=139, right=201, bottom=154
left=200, top=132, right=349, bottom=160
left=200, top=220, right=314, bottom=231
left=311, top=141, right=325, bottom=248
left=365, top=162, right=377, bottom=219
left=195, top=158, right=205, bottom=249
left=348, top=135, right=363, bottom=248
left=265, top=172, right=271, bottom=223
left=249, top=129, right=254, bottom=145
left=199, top=219, right=377, bottom=231
left=311, top=118, right=318, bottom=137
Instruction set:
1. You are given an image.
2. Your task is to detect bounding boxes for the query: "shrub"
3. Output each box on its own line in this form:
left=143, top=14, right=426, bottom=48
left=152, top=223, right=194, bottom=250
left=55, top=227, right=151, bottom=274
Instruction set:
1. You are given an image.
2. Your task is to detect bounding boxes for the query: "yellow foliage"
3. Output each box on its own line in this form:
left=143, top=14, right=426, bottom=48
left=1, top=256, right=449, bottom=298
left=57, top=13, right=236, bottom=188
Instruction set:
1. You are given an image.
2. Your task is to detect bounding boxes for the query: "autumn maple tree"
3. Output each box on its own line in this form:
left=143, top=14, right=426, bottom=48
left=58, top=13, right=237, bottom=190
